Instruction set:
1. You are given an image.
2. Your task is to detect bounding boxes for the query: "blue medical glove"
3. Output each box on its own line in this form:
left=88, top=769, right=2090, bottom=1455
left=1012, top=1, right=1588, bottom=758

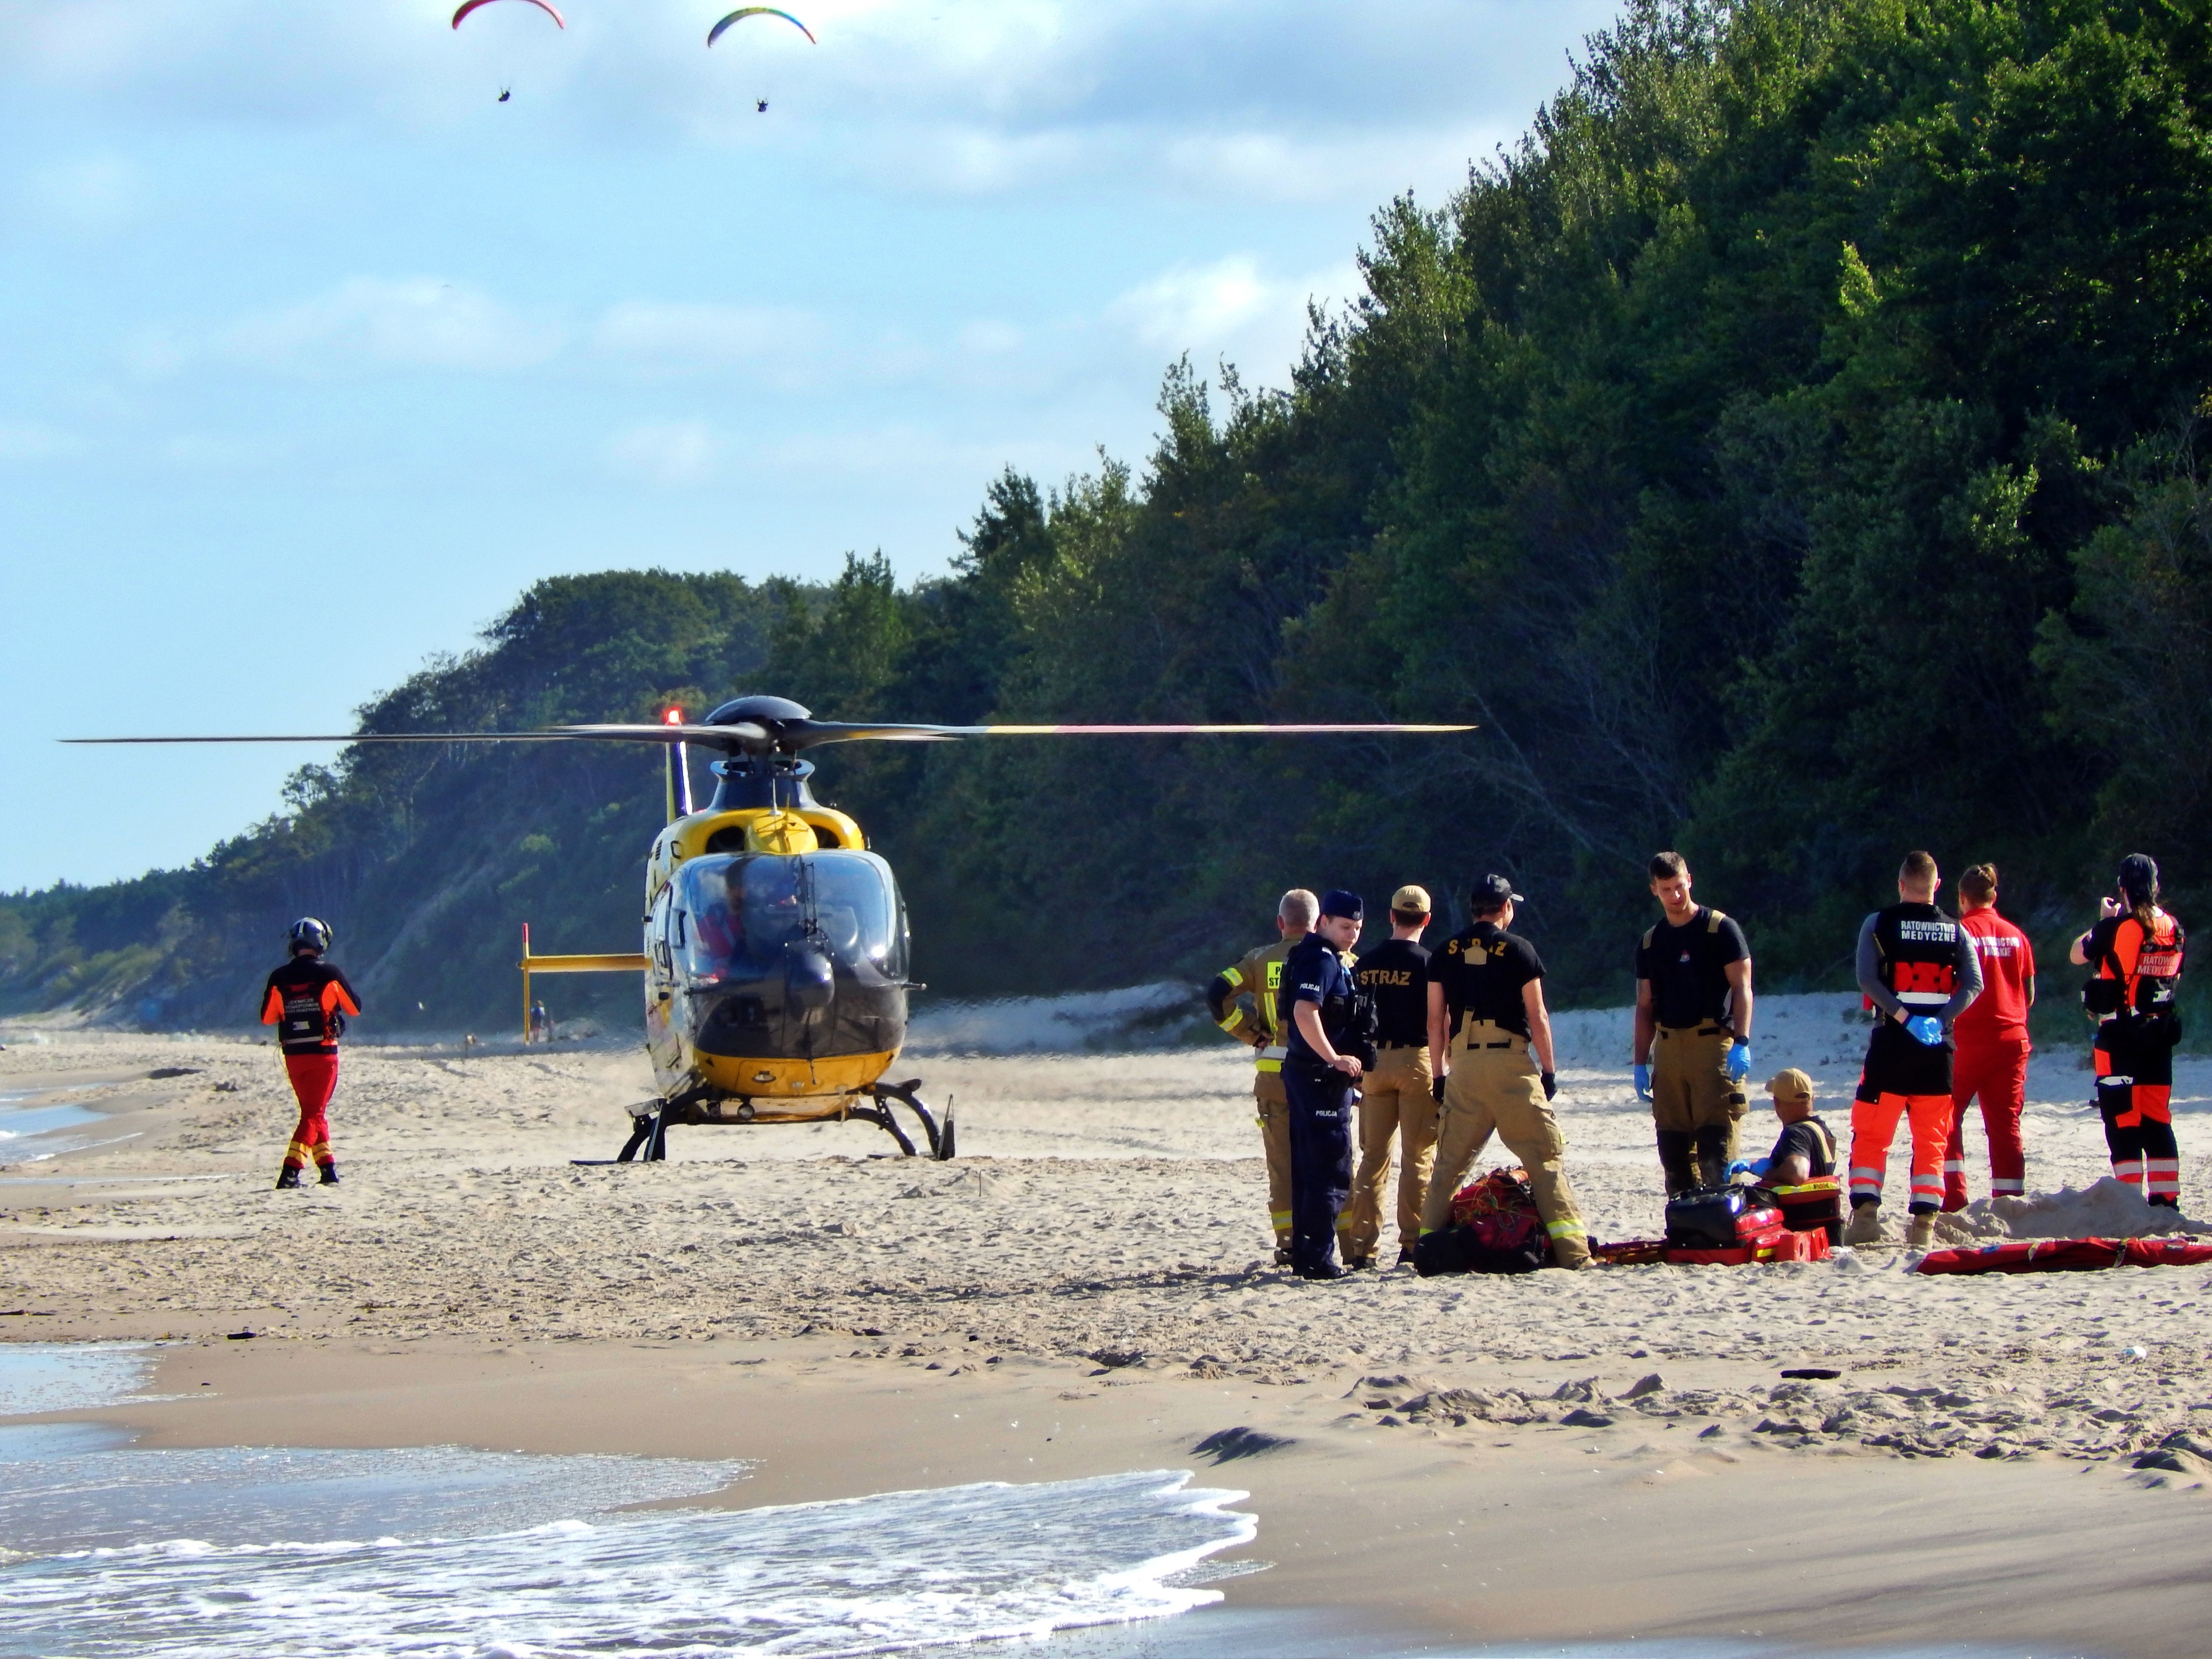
left=1727, top=1039, right=1752, bottom=1083
left=1726, top=1156, right=1772, bottom=1181
left=1633, top=1063, right=1652, bottom=1101
left=1905, top=1014, right=1944, bottom=1046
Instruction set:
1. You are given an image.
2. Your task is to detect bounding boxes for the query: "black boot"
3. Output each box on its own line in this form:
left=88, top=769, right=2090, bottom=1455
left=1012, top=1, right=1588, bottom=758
left=318, top=1163, right=340, bottom=1187
left=275, top=1166, right=302, bottom=1190
left=1693, top=1126, right=1732, bottom=1191
left=1657, top=1130, right=1695, bottom=1195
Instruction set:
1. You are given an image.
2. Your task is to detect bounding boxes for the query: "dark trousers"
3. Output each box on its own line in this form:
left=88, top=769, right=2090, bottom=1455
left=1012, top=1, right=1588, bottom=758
left=1283, top=1058, right=1355, bottom=1276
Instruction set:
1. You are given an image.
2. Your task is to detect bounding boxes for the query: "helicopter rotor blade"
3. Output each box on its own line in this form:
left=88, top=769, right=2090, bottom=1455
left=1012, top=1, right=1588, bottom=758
left=60, top=733, right=585, bottom=745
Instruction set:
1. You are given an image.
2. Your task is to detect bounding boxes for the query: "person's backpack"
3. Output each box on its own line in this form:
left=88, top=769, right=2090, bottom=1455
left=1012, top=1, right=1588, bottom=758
left=1414, top=1166, right=1548, bottom=1275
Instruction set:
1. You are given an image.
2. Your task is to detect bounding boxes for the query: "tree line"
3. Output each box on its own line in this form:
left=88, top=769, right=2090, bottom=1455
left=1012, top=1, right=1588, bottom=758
left=6, top=0, right=2210, bottom=1035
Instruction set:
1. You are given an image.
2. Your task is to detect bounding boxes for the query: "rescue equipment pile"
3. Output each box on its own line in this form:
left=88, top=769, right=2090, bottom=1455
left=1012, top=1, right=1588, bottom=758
left=1659, top=1182, right=1831, bottom=1263
left=1412, top=1167, right=1549, bottom=1275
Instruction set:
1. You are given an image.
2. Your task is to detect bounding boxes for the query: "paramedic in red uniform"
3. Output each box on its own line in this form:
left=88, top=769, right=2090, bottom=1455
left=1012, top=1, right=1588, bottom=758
left=1945, top=863, right=2034, bottom=1208
left=2070, top=854, right=2187, bottom=1210
left=260, top=917, right=361, bottom=1189
left=1848, top=852, right=1983, bottom=1250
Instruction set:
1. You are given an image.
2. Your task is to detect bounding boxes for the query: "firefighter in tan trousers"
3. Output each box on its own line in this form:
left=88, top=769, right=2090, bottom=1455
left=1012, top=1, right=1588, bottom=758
left=1342, top=885, right=1438, bottom=1269
left=1417, top=875, right=1591, bottom=1269
left=1208, top=889, right=1319, bottom=1264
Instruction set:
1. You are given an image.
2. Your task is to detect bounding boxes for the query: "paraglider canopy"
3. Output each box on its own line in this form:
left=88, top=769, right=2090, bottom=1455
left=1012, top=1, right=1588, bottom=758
left=452, top=0, right=566, bottom=28
left=708, top=7, right=816, bottom=47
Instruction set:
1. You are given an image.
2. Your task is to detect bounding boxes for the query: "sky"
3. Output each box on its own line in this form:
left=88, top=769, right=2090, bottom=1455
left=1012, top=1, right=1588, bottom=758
left=0, top=0, right=1621, bottom=891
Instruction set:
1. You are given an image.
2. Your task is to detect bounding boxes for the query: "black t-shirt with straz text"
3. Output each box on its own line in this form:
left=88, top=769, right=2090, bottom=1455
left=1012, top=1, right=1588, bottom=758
left=1766, top=1115, right=1838, bottom=1178
left=1353, top=938, right=1431, bottom=1047
left=1635, top=907, right=1749, bottom=1029
left=1431, top=921, right=1544, bottom=1041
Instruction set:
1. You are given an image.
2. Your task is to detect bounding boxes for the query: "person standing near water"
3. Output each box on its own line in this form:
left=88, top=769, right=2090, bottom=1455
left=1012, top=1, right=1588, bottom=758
left=261, top=917, right=361, bottom=1189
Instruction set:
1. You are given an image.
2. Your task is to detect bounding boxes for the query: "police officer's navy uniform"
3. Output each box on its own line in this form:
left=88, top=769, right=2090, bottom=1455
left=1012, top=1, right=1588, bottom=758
left=1208, top=932, right=1303, bottom=1250
left=1280, top=909, right=1364, bottom=1279
left=1420, top=910, right=1590, bottom=1268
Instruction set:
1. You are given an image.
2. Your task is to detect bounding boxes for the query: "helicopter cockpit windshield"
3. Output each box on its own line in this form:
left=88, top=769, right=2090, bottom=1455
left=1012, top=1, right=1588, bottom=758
left=671, top=851, right=908, bottom=985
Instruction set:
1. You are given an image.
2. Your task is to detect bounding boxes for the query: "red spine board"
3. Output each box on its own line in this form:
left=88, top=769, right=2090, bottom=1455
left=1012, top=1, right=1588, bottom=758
left=1667, top=1227, right=1795, bottom=1265
left=1914, top=1238, right=2127, bottom=1275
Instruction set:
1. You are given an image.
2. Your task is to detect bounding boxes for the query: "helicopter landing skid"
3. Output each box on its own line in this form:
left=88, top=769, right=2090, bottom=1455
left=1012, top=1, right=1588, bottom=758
left=607, top=1080, right=955, bottom=1163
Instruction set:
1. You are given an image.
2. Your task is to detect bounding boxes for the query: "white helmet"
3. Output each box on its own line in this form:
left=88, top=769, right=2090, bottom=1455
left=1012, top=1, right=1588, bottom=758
left=288, top=917, right=333, bottom=954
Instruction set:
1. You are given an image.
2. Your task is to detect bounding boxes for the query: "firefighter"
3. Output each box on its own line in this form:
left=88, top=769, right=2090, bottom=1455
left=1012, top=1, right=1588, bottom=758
left=1733, top=1069, right=1846, bottom=1244
left=1631, top=851, right=1755, bottom=1194
left=1343, top=884, right=1437, bottom=1269
left=1947, top=863, right=2034, bottom=1208
left=1206, top=889, right=1318, bottom=1262
left=260, top=917, right=361, bottom=1189
left=1419, top=875, right=1591, bottom=1269
left=1280, top=890, right=1370, bottom=1280
left=1848, top=852, right=1984, bottom=1249
left=2069, top=854, right=2187, bottom=1209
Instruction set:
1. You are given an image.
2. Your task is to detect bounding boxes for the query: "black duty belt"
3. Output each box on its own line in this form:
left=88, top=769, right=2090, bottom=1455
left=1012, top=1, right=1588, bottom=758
left=1377, top=1042, right=1427, bottom=1051
left=1658, top=1024, right=1730, bottom=1039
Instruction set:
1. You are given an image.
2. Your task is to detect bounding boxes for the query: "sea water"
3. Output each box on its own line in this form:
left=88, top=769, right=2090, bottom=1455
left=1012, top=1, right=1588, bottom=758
left=0, top=1338, right=1254, bottom=1659
left=0, top=1088, right=105, bottom=1155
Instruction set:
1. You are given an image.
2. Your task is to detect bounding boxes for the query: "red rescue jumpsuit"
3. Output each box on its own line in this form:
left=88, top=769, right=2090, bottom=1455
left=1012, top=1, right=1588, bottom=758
left=1945, top=908, right=2033, bottom=1207
left=261, top=955, right=361, bottom=1174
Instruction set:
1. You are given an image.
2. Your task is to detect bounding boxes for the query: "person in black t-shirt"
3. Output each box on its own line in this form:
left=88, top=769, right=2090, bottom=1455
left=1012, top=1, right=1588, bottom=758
left=1632, top=851, right=1755, bottom=1195
left=1417, top=875, right=1590, bottom=1269
left=1343, top=884, right=1437, bottom=1269
left=1737, top=1068, right=1844, bottom=1242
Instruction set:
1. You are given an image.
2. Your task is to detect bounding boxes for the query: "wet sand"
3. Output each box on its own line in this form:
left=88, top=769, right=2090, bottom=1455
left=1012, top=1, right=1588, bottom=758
left=4, top=998, right=2212, bottom=1654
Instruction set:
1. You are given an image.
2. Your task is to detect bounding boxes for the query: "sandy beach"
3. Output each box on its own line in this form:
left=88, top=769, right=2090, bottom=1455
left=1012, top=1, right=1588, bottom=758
left=5, top=993, right=2212, bottom=1655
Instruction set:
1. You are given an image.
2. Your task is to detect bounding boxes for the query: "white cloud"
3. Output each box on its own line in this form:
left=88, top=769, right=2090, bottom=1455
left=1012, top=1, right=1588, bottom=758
left=592, top=301, right=824, bottom=380
left=1110, top=255, right=1272, bottom=354
left=221, top=277, right=566, bottom=373
left=604, top=419, right=725, bottom=485
left=0, top=422, right=85, bottom=463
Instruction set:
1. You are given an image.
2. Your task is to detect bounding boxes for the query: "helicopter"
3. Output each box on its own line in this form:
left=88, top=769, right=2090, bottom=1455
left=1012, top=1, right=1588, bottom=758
left=69, top=697, right=1471, bottom=1161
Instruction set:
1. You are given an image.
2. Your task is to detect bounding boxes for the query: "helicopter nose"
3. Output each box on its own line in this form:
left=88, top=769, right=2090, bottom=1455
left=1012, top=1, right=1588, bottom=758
left=785, top=943, right=835, bottom=1022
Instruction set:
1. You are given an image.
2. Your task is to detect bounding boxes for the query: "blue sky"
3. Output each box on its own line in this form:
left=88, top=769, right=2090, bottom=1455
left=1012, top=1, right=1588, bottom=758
left=1, top=0, right=1620, bottom=890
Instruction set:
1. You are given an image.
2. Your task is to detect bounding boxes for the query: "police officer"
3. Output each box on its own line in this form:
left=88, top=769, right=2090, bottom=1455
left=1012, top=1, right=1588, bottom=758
left=1632, top=851, right=1755, bottom=1194
left=1419, top=876, right=1591, bottom=1269
left=1343, top=885, right=1436, bottom=1269
left=1280, top=889, right=1370, bottom=1281
left=1207, top=889, right=1319, bottom=1261
left=1848, top=851, right=1983, bottom=1249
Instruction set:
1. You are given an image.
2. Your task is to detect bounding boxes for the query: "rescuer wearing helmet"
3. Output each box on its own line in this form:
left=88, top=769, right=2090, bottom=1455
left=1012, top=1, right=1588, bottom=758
left=2069, top=854, right=2187, bottom=1208
left=260, top=917, right=361, bottom=1189
left=1278, top=889, right=1371, bottom=1281
left=1946, top=863, right=2035, bottom=1207
left=1342, top=885, right=1437, bottom=1269
left=1848, top=852, right=1984, bottom=1249
left=1419, top=875, right=1591, bottom=1269
left=1207, top=889, right=1319, bottom=1262
left=1632, top=851, right=1755, bottom=1194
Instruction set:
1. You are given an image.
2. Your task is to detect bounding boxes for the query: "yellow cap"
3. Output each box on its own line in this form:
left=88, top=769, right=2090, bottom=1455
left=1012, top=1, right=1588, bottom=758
left=1767, top=1068, right=1814, bottom=1104
left=1390, top=884, right=1432, bottom=915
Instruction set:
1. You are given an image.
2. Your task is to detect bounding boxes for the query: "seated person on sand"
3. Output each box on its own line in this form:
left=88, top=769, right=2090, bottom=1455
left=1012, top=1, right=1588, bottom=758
left=1732, top=1068, right=1845, bottom=1243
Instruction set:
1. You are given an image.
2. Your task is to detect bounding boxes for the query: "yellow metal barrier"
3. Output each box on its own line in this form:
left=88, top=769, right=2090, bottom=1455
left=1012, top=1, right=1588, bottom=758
left=519, top=922, right=649, bottom=1041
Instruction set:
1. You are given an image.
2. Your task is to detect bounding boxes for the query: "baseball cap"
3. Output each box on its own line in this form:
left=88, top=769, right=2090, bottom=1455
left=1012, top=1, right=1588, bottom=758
left=1469, top=874, right=1524, bottom=911
left=1319, top=888, right=1364, bottom=921
left=1390, top=884, right=1432, bottom=915
left=1767, top=1068, right=1814, bottom=1105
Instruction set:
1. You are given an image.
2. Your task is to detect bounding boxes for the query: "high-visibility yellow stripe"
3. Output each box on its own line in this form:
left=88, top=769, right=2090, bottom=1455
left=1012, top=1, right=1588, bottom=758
left=1255, top=1058, right=1282, bottom=1073
left=1222, top=967, right=1245, bottom=987
left=1545, top=1218, right=1587, bottom=1238
left=1217, top=1012, right=1245, bottom=1033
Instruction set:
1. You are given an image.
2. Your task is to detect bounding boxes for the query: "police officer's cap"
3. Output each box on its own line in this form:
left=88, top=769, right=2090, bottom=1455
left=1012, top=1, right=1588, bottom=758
left=1470, top=874, right=1523, bottom=912
left=1319, top=889, right=1364, bottom=921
